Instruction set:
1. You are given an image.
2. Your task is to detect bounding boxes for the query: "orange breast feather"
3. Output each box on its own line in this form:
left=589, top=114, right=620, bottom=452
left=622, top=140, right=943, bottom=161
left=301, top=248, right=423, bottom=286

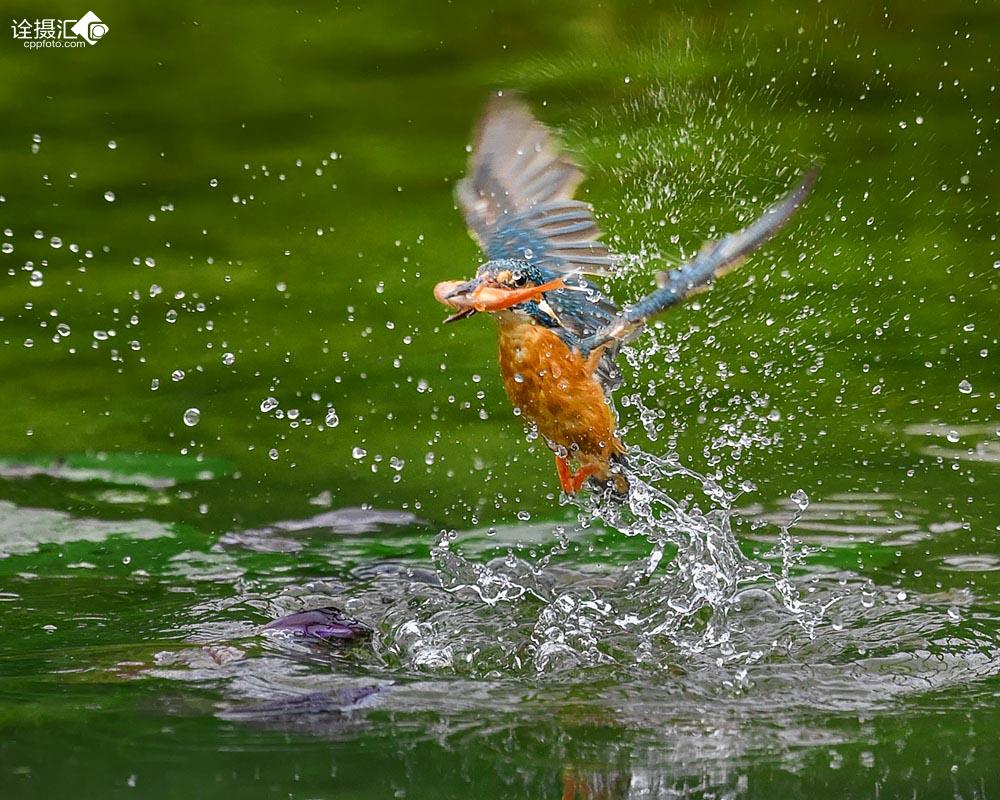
left=495, top=316, right=622, bottom=467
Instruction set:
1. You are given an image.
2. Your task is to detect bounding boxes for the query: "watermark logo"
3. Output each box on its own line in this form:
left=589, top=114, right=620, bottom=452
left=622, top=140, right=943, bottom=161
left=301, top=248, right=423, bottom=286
left=71, top=11, right=108, bottom=44
left=11, top=11, right=108, bottom=49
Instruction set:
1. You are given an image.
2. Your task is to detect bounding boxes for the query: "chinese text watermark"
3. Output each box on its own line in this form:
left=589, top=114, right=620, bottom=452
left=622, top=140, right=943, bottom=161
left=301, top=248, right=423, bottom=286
left=11, top=11, right=108, bottom=49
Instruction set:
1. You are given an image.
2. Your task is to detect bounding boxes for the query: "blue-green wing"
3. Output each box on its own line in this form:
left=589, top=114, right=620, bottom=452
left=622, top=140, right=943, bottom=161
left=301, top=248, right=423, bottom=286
left=544, top=275, right=625, bottom=394
left=455, top=96, right=615, bottom=276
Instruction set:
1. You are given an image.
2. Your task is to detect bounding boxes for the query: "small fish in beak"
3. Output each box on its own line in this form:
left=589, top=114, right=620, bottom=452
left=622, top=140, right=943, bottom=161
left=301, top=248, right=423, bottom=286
left=434, top=275, right=565, bottom=322
left=433, top=279, right=481, bottom=322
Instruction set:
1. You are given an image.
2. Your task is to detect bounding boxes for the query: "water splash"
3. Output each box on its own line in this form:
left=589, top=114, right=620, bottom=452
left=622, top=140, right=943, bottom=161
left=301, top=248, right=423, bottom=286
left=422, top=441, right=850, bottom=676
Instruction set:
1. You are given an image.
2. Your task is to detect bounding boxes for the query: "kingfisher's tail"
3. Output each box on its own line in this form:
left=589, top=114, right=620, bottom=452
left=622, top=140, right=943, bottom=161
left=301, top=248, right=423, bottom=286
left=585, top=450, right=630, bottom=499
left=608, top=451, right=630, bottom=498
left=579, top=167, right=817, bottom=355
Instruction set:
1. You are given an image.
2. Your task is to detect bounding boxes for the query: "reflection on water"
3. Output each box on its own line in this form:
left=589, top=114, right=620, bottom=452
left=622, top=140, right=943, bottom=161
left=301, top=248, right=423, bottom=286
left=906, top=421, right=1000, bottom=465
left=0, top=498, right=172, bottom=556
left=218, top=507, right=421, bottom=552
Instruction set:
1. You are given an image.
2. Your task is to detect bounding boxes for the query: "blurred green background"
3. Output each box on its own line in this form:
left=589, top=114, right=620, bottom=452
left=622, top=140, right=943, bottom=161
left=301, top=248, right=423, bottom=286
left=0, top=0, right=995, bottom=530
left=0, top=0, right=998, bottom=797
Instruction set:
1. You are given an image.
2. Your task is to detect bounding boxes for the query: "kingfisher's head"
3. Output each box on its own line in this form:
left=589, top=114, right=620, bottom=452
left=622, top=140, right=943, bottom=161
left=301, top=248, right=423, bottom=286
left=433, top=260, right=565, bottom=323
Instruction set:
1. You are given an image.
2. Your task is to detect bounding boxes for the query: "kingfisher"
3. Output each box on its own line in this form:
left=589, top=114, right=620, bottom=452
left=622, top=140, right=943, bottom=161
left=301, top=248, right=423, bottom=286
left=435, top=95, right=815, bottom=495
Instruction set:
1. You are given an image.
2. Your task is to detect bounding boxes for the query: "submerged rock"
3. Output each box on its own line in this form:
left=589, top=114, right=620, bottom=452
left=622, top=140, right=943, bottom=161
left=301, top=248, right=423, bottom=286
left=264, top=606, right=373, bottom=642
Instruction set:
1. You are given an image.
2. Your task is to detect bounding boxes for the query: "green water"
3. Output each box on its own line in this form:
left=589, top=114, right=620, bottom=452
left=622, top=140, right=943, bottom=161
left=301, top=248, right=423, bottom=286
left=1, top=1, right=998, bottom=797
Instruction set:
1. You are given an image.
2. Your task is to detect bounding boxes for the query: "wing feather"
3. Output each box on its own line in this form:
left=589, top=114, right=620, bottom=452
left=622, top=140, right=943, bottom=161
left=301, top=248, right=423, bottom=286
left=455, top=95, right=615, bottom=276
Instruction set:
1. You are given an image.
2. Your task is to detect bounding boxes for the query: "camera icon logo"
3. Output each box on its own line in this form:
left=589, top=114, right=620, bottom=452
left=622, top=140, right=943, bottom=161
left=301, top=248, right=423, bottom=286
left=70, top=11, right=108, bottom=45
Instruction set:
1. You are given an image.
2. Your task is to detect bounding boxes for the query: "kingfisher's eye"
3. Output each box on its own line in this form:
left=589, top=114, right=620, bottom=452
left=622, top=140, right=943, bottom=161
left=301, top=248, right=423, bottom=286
left=511, top=271, right=527, bottom=287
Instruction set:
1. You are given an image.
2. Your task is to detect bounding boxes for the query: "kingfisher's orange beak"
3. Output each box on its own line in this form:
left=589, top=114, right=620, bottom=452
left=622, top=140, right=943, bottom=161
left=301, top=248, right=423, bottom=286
left=434, top=276, right=565, bottom=323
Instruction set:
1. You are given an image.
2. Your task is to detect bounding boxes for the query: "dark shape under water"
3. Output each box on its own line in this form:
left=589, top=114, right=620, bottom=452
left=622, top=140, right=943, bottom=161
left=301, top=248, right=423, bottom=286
left=220, top=686, right=383, bottom=720
left=264, top=607, right=373, bottom=641
left=218, top=686, right=385, bottom=736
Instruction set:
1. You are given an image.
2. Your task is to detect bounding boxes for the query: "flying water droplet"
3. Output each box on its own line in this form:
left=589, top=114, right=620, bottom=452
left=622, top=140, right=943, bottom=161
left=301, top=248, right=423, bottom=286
left=182, top=408, right=200, bottom=427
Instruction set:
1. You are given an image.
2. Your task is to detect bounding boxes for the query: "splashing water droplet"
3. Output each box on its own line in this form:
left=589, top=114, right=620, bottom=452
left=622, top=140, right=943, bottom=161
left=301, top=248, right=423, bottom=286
left=958, top=379, right=972, bottom=394
left=325, top=408, right=339, bottom=427
left=260, top=397, right=278, bottom=413
left=104, top=191, right=116, bottom=202
left=182, top=408, right=200, bottom=427
left=790, top=488, right=810, bottom=511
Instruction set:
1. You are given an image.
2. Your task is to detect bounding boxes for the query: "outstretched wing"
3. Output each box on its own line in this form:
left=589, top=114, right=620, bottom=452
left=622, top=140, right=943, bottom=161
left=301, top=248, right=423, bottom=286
left=578, top=168, right=818, bottom=356
left=455, top=95, right=615, bottom=276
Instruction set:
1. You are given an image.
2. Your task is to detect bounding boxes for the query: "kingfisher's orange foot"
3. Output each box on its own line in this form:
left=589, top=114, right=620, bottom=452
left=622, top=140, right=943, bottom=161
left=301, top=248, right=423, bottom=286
left=554, top=456, right=602, bottom=495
